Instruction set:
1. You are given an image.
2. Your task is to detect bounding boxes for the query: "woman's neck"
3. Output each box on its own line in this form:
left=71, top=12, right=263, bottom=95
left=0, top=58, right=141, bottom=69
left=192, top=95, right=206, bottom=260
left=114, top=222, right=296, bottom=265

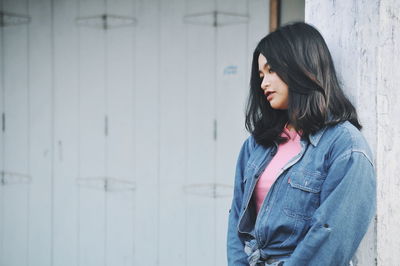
left=285, top=123, right=295, bottom=132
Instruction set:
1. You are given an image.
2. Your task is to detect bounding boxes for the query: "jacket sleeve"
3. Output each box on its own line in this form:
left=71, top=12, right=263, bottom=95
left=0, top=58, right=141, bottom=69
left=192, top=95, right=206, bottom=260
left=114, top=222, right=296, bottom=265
left=227, top=136, right=255, bottom=266
left=285, top=151, right=376, bottom=266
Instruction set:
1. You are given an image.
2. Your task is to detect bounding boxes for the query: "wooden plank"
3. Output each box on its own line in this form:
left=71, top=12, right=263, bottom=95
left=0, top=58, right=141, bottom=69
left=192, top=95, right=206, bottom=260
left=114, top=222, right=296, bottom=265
left=77, top=0, right=107, bottom=264
left=106, top=190, right=135, bottom=266
left=214, top=0, right=248, bottom=264
left=248, top=0, right=269, bottom=71
left=216, top=1, right=268, bottom=265
left=184, top=0, right=216, bottom=264
left=185, top=0, right=214, bottom=14
left=158, top=0, right=186, bottom=264
left=215, top=3, right=249, bottom=186
left=78, top=0, right=103, bottom=17
left=134, top=0, right=159, bottom=264
left=186, top=195, right=215, bottom=266
left=2, top=0, right=30, bottom=265
left=133, top=185, right=158, bottom=265
left=0, top=1, right=4, bottom=262
left=159, top=185, right=185, bottom=266
left=27, top=0, right=52, bottom=264
left=269, top=0, right=280, bottom=32
left=52, top=0, right=80, bottom=265
left=105, top=0, right=135, bottom=265
left=280, top=0, right=305, bottom=25
left=3, top=0, right=26, bottom=13
left=78, top=187, right=105, bottom=266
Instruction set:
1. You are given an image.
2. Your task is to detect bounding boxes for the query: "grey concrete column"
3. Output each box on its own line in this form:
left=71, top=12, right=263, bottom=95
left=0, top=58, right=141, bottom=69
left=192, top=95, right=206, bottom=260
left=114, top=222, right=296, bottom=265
left=305, top=0, right=400, bottom=265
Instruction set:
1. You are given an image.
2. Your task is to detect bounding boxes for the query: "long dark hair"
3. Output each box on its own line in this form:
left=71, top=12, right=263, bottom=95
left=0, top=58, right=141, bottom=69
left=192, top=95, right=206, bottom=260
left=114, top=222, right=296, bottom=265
left=245, top=22, right=361, bottom=147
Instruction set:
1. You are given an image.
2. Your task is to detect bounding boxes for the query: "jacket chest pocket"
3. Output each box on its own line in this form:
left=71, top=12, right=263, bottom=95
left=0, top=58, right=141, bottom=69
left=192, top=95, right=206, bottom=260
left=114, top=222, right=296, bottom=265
left=283, top=170, right=325, bottom=220
left=241, top=163, right=257, bottom=195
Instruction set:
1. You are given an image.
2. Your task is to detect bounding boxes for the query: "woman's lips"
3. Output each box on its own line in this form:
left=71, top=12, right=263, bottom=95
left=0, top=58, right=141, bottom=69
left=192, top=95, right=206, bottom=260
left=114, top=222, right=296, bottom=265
left=266, top=92, right=275, bottom=101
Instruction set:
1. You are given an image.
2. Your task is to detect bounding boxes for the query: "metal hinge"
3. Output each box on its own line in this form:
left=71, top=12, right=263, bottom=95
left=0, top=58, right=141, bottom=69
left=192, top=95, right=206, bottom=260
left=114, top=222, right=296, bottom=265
left=1, top=171, right=31, bottom=185
left=76, top=177, right=136, bottom=192
left=76, top=14, right=137, bottom=30
left=0, top=11, right=31, bottom=27
left=213, top=119, right=217, bottom=140
left=183, top=183, right=232, bottom=198
left=2, top=112, right=5, bottom=132
left=104, top=115, right=108, bottom=136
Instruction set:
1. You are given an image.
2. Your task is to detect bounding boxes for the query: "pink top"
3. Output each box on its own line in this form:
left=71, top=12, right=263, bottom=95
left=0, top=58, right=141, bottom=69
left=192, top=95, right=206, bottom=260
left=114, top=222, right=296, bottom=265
left=253, top=127, right=302, bottom=213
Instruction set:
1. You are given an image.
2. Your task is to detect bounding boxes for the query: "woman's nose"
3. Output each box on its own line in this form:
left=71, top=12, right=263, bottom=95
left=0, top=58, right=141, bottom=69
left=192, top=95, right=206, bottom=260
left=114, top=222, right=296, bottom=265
left=261, top=76, right=270, bottom=90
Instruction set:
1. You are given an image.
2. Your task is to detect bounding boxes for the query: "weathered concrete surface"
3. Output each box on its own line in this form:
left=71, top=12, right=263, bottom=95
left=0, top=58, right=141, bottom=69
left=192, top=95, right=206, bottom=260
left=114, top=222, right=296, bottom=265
left=306, top=0, right=400, bottom=265
left=375, top=1, right=400, bottom=265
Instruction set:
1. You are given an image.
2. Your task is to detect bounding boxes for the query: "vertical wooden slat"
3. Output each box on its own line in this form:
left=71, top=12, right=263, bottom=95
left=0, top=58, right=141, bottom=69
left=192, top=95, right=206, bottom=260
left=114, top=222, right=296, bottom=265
left=184, top=0, right=216, bottom=264
left=0, top=0, right=4, bottom=263
left=214, top=1, right=249, bottom=265
left=27, top=0, right=52, bottom=264
left=269, top=0, right=280, bottom=32
left=53, top=0, right=80, bottom=264
left=134, top=0, right=159, bottom=264
left=280, top=0, right=305, bottom=25
left=2, top=0, right=30, bottom=265
left=77, top=0, right=106, bottom=265
left=215, top=0, right=269, bottom=265
left=158, top=0, right=186, bottom=264
left=105, top=0, right=135, bottom=265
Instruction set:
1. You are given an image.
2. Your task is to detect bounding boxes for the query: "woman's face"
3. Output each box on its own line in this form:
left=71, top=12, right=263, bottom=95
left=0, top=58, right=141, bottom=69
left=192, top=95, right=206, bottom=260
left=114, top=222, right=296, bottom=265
left=258, top=53, right=289, bottom=110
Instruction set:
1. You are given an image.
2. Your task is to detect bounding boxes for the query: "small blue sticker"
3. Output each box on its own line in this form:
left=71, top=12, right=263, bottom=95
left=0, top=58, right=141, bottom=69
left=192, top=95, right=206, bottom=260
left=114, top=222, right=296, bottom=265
left=223, top=65, right=238, bottom=75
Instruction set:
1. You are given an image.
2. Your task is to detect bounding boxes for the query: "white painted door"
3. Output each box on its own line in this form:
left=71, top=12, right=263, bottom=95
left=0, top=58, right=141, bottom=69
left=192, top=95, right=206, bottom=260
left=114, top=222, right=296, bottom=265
left=1, top=1, right=33, bottom=266
left=0, top=0, right=269, bottom=265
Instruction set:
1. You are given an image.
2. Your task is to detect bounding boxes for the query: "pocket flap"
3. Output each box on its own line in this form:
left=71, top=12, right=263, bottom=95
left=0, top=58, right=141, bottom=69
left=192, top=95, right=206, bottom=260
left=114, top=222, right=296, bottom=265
left=288, top=171, right=324, bottom=193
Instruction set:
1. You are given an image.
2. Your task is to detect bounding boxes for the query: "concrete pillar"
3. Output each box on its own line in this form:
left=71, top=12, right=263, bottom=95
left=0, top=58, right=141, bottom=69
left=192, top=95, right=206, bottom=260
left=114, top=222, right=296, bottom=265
left=305, top=0, right=400, bottom=265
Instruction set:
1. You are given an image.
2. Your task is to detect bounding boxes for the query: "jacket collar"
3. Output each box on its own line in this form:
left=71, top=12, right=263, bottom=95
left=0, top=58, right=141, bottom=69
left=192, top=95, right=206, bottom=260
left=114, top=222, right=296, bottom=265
left=307, top=126, right=327, bottom=147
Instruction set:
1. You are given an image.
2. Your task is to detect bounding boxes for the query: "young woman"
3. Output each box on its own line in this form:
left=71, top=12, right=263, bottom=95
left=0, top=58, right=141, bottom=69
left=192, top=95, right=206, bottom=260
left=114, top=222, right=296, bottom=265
left=227, top=22, right=376, bottom=266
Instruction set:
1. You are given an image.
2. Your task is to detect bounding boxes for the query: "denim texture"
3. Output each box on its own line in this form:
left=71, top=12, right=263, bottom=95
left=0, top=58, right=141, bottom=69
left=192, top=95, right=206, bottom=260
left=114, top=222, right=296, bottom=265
left=227, top=121, right=376, bottom=266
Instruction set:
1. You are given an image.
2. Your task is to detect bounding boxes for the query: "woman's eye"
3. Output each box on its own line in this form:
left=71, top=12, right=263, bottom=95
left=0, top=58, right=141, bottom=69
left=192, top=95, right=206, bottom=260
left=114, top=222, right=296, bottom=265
left=268, top=69, right=274, bottom=74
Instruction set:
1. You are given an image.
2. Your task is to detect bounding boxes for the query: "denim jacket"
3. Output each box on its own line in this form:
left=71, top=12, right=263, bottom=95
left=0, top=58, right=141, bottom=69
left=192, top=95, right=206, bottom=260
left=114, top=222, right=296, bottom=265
left=227, top=121, right=376, bottom=266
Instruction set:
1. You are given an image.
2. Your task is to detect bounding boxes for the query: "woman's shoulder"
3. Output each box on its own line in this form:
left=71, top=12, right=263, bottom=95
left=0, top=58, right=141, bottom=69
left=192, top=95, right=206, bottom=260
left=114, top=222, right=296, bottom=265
left=322, top=121, right=374, bottom=164
left=243, top=134, right=275, bottom=152
left=241, top=134, right=258, bottom=153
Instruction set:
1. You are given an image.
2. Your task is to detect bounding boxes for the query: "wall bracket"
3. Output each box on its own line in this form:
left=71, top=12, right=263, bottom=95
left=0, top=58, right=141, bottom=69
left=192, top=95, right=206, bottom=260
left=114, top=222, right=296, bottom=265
left=183, top=182, right=232, bottom=198
left=1, top=170, right=31, bottom=185
left=76, top=14, right=137, bottom=30
left=183, top=11, right=249, bottom=27
left=0, top=11, right=31, bottom=27
left=77, top=176, right=136, bottom=192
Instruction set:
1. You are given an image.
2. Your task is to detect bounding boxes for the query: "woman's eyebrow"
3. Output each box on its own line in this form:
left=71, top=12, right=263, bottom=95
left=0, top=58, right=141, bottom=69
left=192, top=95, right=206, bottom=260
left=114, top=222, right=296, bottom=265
left=259, top=63, right=268, bottom=72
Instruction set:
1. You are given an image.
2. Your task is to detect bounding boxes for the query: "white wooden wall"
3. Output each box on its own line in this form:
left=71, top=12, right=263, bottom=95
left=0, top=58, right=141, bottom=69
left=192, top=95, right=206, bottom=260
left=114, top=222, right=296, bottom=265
left=0, top=0, right=269, bottom=265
